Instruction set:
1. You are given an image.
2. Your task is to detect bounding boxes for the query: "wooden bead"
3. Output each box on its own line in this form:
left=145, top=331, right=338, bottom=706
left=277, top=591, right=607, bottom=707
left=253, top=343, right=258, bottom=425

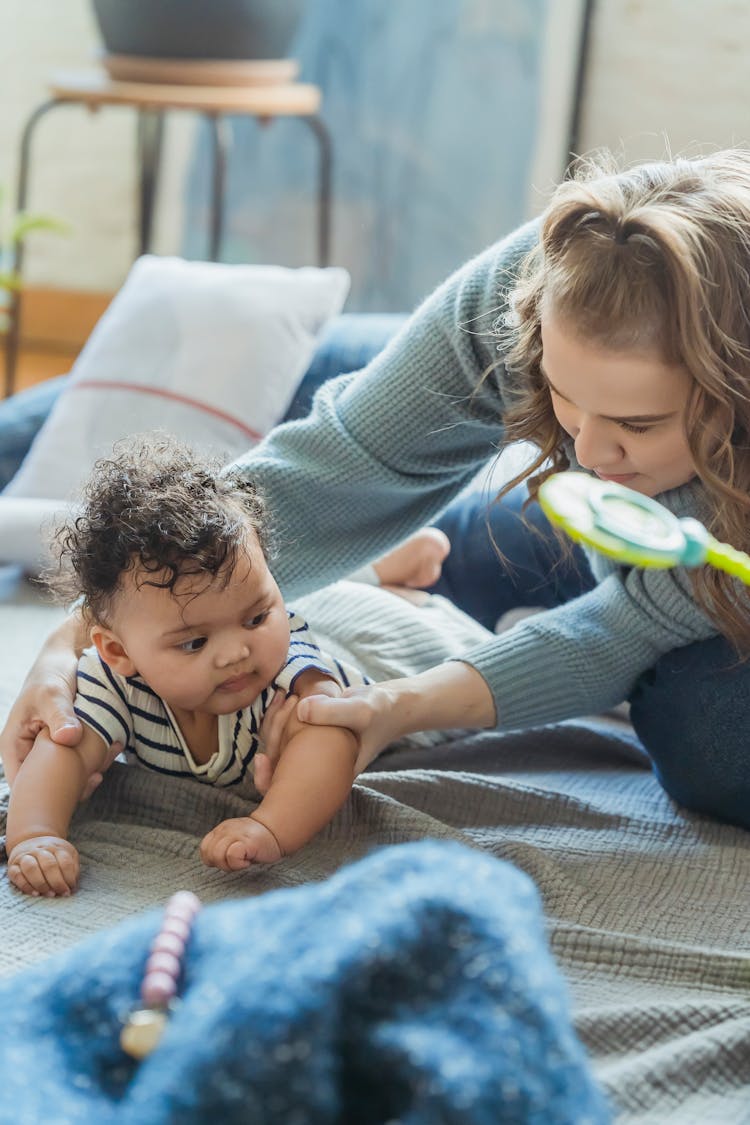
left=142, top=969, right=177, bottom=1008
left=145, top=950, right=181, bottom=979
left=122, top=890, right=202, bottom=1060
left=120, top=1008, right=168, bottom=1059
left=168, top=890, right=201, bottom=918
left=161, top=916, right=191, bottom=943
left=151, top=931, right=184, bottom=958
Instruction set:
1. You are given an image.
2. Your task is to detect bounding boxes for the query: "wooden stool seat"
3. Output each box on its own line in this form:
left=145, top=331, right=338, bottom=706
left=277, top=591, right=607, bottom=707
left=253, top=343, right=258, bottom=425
left=100, top=54, right=301, bottom=88
left=48, top=68, right=322, bottom=116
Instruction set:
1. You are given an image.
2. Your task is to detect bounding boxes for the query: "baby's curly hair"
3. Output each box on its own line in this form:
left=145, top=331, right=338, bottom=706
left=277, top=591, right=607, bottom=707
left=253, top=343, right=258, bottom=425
left=47, top=433, right=273, bottom=623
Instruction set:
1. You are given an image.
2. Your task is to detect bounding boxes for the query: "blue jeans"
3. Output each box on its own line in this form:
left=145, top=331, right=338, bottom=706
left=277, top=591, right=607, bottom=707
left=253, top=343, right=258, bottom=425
left=431, top=486, right=750, bottom=831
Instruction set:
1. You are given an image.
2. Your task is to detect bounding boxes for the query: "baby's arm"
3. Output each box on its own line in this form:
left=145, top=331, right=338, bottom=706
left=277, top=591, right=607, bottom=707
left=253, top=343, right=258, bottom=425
left=6, top=723, right=112, bottom=896
left=200, top=708, right=358, bottom=871
left=253, top=668, right=343, bottom=794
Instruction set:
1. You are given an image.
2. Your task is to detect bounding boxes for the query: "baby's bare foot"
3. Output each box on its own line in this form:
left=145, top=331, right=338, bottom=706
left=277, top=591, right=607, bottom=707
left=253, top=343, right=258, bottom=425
left=373, top=528, right=450, bottom=589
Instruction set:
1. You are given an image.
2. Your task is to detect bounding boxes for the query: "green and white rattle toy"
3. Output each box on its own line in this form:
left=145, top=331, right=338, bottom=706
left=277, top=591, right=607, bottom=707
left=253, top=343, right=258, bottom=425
left=537, top=472, right=750, bottom=584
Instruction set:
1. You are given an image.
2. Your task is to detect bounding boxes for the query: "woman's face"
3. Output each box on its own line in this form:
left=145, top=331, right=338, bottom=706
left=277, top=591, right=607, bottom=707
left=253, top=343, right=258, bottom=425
left=540, top=312, right=697, bottom=497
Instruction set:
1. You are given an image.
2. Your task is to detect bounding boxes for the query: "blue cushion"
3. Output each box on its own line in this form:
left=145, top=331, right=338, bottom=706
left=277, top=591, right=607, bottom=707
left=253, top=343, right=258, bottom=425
left=0, top=314, right=407, bottom=492
left=0, top=373, right=69, bottom=493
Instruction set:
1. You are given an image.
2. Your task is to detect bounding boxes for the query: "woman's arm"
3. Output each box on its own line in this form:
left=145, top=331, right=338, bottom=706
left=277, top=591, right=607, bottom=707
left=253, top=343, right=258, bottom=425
left=296, top=566, right=719, bottom=750
left=296, top=661, right=496, bottom=773
left=230, top=222, right=540, bottom=601
left=0, top=610, right=91, bottom=785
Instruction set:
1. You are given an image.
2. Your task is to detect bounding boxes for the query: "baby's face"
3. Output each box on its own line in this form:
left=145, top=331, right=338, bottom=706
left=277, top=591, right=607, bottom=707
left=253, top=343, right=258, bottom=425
left=104, top=532, right=290, bottom=716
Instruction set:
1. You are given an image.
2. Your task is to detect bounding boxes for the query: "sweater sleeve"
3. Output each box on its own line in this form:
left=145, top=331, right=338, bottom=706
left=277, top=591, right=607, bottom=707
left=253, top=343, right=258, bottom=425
left=229, top=221, right=540, bottom=600
left=459, top=564, right=719, bottom=731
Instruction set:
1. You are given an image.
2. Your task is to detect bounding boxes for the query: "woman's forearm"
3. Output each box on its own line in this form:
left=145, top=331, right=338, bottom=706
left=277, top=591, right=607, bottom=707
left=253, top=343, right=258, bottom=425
left=47, top=608, right=90, bottom=661
left=294, top=660, right=498, bottom=774
left=19, top=610, right=89, bottom=699
left=380, top=661, right=497, bottom=736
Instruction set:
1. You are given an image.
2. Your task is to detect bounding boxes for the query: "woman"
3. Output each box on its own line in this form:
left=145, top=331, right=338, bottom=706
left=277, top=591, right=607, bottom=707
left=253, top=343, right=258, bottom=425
left=4, top=151, right=750, bottom=828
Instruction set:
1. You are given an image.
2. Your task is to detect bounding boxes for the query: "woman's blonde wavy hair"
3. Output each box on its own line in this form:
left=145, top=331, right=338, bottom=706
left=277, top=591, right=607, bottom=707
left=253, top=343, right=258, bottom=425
left=496, top=149, right=750, bottom=654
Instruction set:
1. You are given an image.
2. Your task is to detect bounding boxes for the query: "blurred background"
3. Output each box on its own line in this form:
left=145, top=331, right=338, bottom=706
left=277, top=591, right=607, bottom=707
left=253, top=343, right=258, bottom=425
left=1, top=0, right=749, bottom=391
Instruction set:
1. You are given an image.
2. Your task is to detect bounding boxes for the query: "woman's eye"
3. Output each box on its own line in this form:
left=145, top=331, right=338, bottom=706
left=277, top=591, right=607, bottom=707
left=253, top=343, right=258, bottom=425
left=245, top=612, right=268, bottom=629
left=178, top=636, right=207, bottom=653
left=619, top=422, right=651, bottom=434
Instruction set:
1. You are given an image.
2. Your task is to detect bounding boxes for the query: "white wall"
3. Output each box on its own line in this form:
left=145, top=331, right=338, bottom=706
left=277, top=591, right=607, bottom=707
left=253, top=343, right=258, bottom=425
left=579, top=0, right=750, bottom=161
left=0, top=0, right=191, bottom=292
left=2, top=0, right=750, bottom=292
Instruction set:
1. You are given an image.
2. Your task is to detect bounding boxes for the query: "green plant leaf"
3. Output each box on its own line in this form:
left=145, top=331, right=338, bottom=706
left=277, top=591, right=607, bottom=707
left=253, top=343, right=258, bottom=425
left=9, top=212, right=70, bottom=244
left=0, top=270, right=20, bottom=291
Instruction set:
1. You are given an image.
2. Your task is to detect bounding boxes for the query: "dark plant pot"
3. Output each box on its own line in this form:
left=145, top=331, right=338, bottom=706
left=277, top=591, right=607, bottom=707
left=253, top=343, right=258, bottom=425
left=91, top=0, right=305, bottom=60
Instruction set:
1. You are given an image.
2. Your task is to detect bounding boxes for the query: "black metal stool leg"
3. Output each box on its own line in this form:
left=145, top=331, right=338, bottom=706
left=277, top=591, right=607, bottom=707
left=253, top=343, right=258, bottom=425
left=4, top=98, right=62, bottom=399
left=136, top=110, right=164, bottom=256
left=206, top=113, right=231, bottom=262
left=301, top=116, right=332, bottom=267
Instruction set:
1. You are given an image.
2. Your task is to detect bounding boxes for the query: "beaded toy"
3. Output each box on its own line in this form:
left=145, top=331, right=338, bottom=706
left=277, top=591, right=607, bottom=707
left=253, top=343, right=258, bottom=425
left=120, top=889, right=202, bottom=1060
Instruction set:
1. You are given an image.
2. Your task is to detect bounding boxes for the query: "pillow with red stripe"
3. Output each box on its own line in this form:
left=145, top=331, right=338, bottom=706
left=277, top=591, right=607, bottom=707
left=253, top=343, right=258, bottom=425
left=4, top=255, right=350, bottom=507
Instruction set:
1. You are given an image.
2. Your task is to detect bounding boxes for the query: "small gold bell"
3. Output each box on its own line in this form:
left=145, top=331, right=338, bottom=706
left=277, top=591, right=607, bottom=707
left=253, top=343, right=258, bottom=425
left=120, top=1008, right=168, bottom=1059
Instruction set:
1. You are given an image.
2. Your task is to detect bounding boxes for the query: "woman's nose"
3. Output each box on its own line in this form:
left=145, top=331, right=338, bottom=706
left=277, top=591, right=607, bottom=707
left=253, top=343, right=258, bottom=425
left=573, top=416, right=623, bottom=471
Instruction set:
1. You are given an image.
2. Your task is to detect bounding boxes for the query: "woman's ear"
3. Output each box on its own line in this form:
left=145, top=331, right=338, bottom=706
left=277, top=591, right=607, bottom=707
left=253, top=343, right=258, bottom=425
left=90, top=625, right=137, bottom=677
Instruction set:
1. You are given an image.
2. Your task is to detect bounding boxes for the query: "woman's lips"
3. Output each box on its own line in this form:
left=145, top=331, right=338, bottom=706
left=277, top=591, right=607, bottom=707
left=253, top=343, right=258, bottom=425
left=595, top=471, right=637, bottom=484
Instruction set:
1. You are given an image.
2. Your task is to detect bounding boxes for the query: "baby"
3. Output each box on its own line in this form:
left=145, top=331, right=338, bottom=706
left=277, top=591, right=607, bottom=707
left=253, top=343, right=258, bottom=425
left=6, top=434, right=391, bottom=896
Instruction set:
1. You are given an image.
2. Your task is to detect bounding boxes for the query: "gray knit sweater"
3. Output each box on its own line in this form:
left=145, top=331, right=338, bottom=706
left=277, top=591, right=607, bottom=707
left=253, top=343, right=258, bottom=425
left=233, top=221, right=717, bottom=731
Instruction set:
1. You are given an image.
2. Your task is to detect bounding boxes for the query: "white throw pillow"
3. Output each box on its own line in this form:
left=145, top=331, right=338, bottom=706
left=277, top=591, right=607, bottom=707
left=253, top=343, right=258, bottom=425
left=4, top=254, right=350, bottom=505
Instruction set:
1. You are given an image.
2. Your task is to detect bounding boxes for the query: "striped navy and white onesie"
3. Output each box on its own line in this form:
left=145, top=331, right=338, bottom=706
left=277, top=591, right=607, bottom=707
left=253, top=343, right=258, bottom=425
left=73, top=608, right=369, bottom=789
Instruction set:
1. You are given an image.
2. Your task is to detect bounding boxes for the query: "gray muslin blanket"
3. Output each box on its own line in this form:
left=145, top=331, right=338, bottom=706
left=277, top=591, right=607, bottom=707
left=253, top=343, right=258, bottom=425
left=0, top=570, right=748, bottom=1123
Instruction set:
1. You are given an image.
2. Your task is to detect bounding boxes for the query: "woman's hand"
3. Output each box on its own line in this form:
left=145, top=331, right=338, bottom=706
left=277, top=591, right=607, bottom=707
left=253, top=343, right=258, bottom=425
left=257, top=662, right=496, bottom=787
left=0, top=659, right=81, bottom=787
left=297, top=683, right=403, bottom=773
left=298, top=663, right=497, bottom=774
left=0, top=614, right=110, bottom=798
left=256, top=681, right=404, bottom=782
left=254, top=690, right=299, bottom=795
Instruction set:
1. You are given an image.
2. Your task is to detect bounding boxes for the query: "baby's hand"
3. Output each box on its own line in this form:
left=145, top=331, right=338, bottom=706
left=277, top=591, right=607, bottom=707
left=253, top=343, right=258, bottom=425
left=8, top=835, right=79, bottom=897
left=199, top=816, right=283, bottom=872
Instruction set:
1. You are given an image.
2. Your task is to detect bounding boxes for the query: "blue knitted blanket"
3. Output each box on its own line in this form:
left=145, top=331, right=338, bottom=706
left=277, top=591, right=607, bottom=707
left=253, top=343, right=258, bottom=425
left=0, top=841, right=608, bottom=1124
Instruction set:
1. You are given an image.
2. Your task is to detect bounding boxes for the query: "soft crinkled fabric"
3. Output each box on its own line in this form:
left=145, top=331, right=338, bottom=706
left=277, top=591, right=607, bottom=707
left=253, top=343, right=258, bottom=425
left=0, top=841, right=608, bottom=1125
left=1, top=575, right=749, bottom=1121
